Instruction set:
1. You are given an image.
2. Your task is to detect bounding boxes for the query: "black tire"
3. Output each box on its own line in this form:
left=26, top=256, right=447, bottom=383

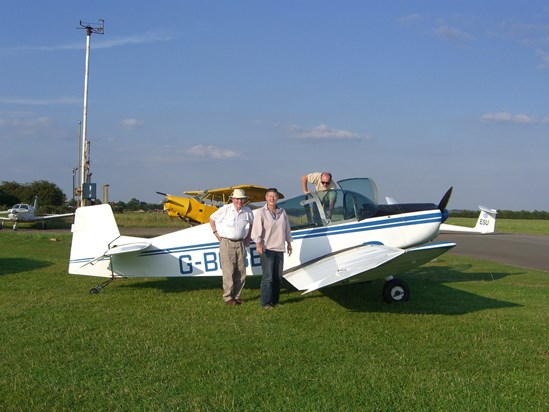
left=383, top=278, right=410, bottom=303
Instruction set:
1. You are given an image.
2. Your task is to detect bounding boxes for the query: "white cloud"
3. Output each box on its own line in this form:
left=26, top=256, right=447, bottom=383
left=0, top=96, right=80, bottom=105
left=0, top=112, right=59, bottom=138
left=396, top=14, right=422, bottom=24
left=186, top=144, right=240, bottom=159
left=0, top=29, right=175, bottom=54
left=481, top=112, right=537, bottom=123
left=535, top=49, right=549, bottom=70
left=118, top=118, right=144, bottom=130
left=93, top=30, right=176, bottom=50
left=433, top=24, right=476, bottom=44
left=289, top=124, right=365, bottom=140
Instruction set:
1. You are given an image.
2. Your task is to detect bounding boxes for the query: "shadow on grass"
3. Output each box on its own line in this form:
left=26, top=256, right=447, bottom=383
left=0, top=257, right=52, bottom=275
left=120, top=275, right=264, bottom=293
left=322, top=264, right=522, bottom=314
left=114, top=264, right=522, bottom=315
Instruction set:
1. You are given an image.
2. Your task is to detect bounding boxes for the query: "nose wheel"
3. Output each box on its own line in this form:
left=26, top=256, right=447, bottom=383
left=383, top=278, right=410, bottom=303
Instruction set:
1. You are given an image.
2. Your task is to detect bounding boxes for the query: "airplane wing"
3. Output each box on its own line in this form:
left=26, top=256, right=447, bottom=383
left=34, top=213, right=75, bottom=221
left=284, top=242, right=456, bottom=294
left=184, top=185, right=284, bottom=204
left=0, top=213, right=75, bottom=222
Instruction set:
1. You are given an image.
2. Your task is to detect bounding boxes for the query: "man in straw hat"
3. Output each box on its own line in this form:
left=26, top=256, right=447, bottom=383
left=209, top=188, right=254, bottom=305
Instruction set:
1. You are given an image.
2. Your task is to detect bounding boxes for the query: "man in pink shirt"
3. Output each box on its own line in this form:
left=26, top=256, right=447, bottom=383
left=251, top=188, right=292, bottom=309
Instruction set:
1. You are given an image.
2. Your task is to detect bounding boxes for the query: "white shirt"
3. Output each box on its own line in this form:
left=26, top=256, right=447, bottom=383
left=210, top=203, right=254, bottom=240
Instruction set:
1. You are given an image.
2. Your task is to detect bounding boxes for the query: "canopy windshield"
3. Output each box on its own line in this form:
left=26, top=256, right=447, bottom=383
left=337, top=178, right=378, bottom=206
left=278, top=188, right=377, bottom=231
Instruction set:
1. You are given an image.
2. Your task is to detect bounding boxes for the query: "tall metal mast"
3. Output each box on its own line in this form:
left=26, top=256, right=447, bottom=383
left=78, top=19, right=104, bottom=207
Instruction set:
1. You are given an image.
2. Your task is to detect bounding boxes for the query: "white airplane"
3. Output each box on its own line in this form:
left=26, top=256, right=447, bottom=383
left=69, top=178, right=456, bottom=302
left=0, top=196, right=74, bottom=230
left=439, top=206, right=498, bottom=234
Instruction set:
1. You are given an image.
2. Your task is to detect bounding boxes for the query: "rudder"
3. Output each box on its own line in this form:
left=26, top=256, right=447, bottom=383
left=69, top=204, right=121, bottom=277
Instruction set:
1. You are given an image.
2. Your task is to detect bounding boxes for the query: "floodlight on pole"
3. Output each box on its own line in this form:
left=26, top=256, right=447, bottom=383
left=78, top=18, right=104, bottom=207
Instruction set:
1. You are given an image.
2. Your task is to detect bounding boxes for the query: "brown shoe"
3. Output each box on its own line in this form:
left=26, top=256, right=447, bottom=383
left=235, top=299, right=244, bottom=305
left=225, top=298, right=238, bottom=305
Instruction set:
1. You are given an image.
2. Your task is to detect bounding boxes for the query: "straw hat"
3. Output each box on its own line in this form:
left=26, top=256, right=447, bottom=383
left=230, top=188, right=248, bottom=199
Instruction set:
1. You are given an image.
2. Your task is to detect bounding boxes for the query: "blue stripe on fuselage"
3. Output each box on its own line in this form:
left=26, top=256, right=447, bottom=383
left=139, top=211, right=441, bottom=257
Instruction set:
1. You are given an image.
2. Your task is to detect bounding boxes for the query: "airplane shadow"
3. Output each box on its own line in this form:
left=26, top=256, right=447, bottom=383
left=321, top=264, right=522, bottom=315
left=118, top=265, right=521, bottom=315
left=0, top=258, right=52, bottom=275
left=121, top=276, right=264, bottom=294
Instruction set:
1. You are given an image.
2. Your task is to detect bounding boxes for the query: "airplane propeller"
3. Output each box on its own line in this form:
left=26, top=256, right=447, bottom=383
left=438, top=186, right=453, bottom=212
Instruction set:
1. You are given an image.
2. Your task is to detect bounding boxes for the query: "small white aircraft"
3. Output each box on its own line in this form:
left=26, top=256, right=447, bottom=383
left=69, top=178, right=456, bottom=302
left=0, top=196, right=74, bottom=230
left=439, top=206, right=497, bottom=234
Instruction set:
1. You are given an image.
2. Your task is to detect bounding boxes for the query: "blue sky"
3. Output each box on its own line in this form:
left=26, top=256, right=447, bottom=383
left=1, top=1, right=548, bottom=211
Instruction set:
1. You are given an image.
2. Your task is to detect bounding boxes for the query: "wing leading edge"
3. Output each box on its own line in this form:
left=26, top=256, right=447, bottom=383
left=284, top=242, right=456, bottom=294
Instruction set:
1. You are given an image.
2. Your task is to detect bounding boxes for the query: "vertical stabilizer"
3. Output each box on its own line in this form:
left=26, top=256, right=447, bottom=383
left=69, top=204, right=121, bottom=277
left=474, top=206, right=498, bottom=234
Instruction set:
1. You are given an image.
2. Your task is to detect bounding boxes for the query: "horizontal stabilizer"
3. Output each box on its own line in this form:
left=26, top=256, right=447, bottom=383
left=105, top=241, right=152, bottom=256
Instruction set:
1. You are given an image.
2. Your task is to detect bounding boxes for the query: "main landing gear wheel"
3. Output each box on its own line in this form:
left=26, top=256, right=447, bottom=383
left=383, top=278, right=410, bottom=303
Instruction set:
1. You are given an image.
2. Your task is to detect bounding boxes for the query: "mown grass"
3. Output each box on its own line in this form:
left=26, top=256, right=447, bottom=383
left=0, top=231, right=548, bottom=411
left=3, top=212, right=187, bottom=231
left=7, top=212, right=547, bottom=235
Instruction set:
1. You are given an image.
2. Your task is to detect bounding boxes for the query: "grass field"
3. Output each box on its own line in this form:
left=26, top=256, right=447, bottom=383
left=1, top=230, right=548, bottom=411
left=6, top=213, right=549, bottom=235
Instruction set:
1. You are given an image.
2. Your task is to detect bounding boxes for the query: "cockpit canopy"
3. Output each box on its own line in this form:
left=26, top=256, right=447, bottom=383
left=9, top=204, right=30, bottom=212
left=278, top=178, right=379, bottom=230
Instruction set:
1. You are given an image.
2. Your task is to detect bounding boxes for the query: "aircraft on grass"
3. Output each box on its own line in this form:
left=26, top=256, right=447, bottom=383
left=0, top=196, right=74, bottom=230
left=157, top=184, right=284, bottom=225
left=439, top=206, right=497, bottom=234
left=69, top=178, right=456, bottom=303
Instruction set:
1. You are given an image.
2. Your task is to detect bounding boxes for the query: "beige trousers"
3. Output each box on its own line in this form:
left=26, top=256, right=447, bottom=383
left=219, top=238, right=247, bottom=301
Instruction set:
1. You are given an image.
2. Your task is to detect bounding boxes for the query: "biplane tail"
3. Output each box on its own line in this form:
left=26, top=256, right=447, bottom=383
left=68, top=204, right=122, bottom=277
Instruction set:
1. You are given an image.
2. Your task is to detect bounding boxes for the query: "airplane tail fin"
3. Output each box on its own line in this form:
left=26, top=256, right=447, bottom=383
left=474, top=206, right=498, bottom=234
left=439, top=205, right=497, bottom=234
left=69, top=204, right=121, bottom=277
left=33, top=195, right=38, bottom=211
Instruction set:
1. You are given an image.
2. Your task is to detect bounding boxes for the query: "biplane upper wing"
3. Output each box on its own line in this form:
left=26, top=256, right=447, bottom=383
left=184, top=184, right=284, bottom=204
left=284, top=242, right=456, bottom=294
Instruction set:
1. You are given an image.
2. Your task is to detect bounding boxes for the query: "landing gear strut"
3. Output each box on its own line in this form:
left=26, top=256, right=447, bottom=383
left=383, top=277, right=410, bottom=303
left=89, top=277, right=115, bottom=294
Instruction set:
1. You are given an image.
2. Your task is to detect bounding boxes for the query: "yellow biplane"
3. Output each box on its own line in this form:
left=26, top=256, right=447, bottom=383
left=157, top=185, right=284, bottom=225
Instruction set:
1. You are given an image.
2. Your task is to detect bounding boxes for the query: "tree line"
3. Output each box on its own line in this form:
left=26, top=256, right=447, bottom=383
left=1, top=180, right=547, bottom=218
left=0, top=181, right=163, bottom=213
left=450, top=209, right=549, bottom=220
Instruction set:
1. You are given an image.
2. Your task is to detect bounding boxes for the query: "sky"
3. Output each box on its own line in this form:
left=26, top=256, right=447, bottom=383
left=1, top=1, right=548, bottom=211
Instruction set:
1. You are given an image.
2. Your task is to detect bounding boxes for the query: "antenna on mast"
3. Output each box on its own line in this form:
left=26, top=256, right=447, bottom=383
left=77, top=19, right=104, bottom=207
